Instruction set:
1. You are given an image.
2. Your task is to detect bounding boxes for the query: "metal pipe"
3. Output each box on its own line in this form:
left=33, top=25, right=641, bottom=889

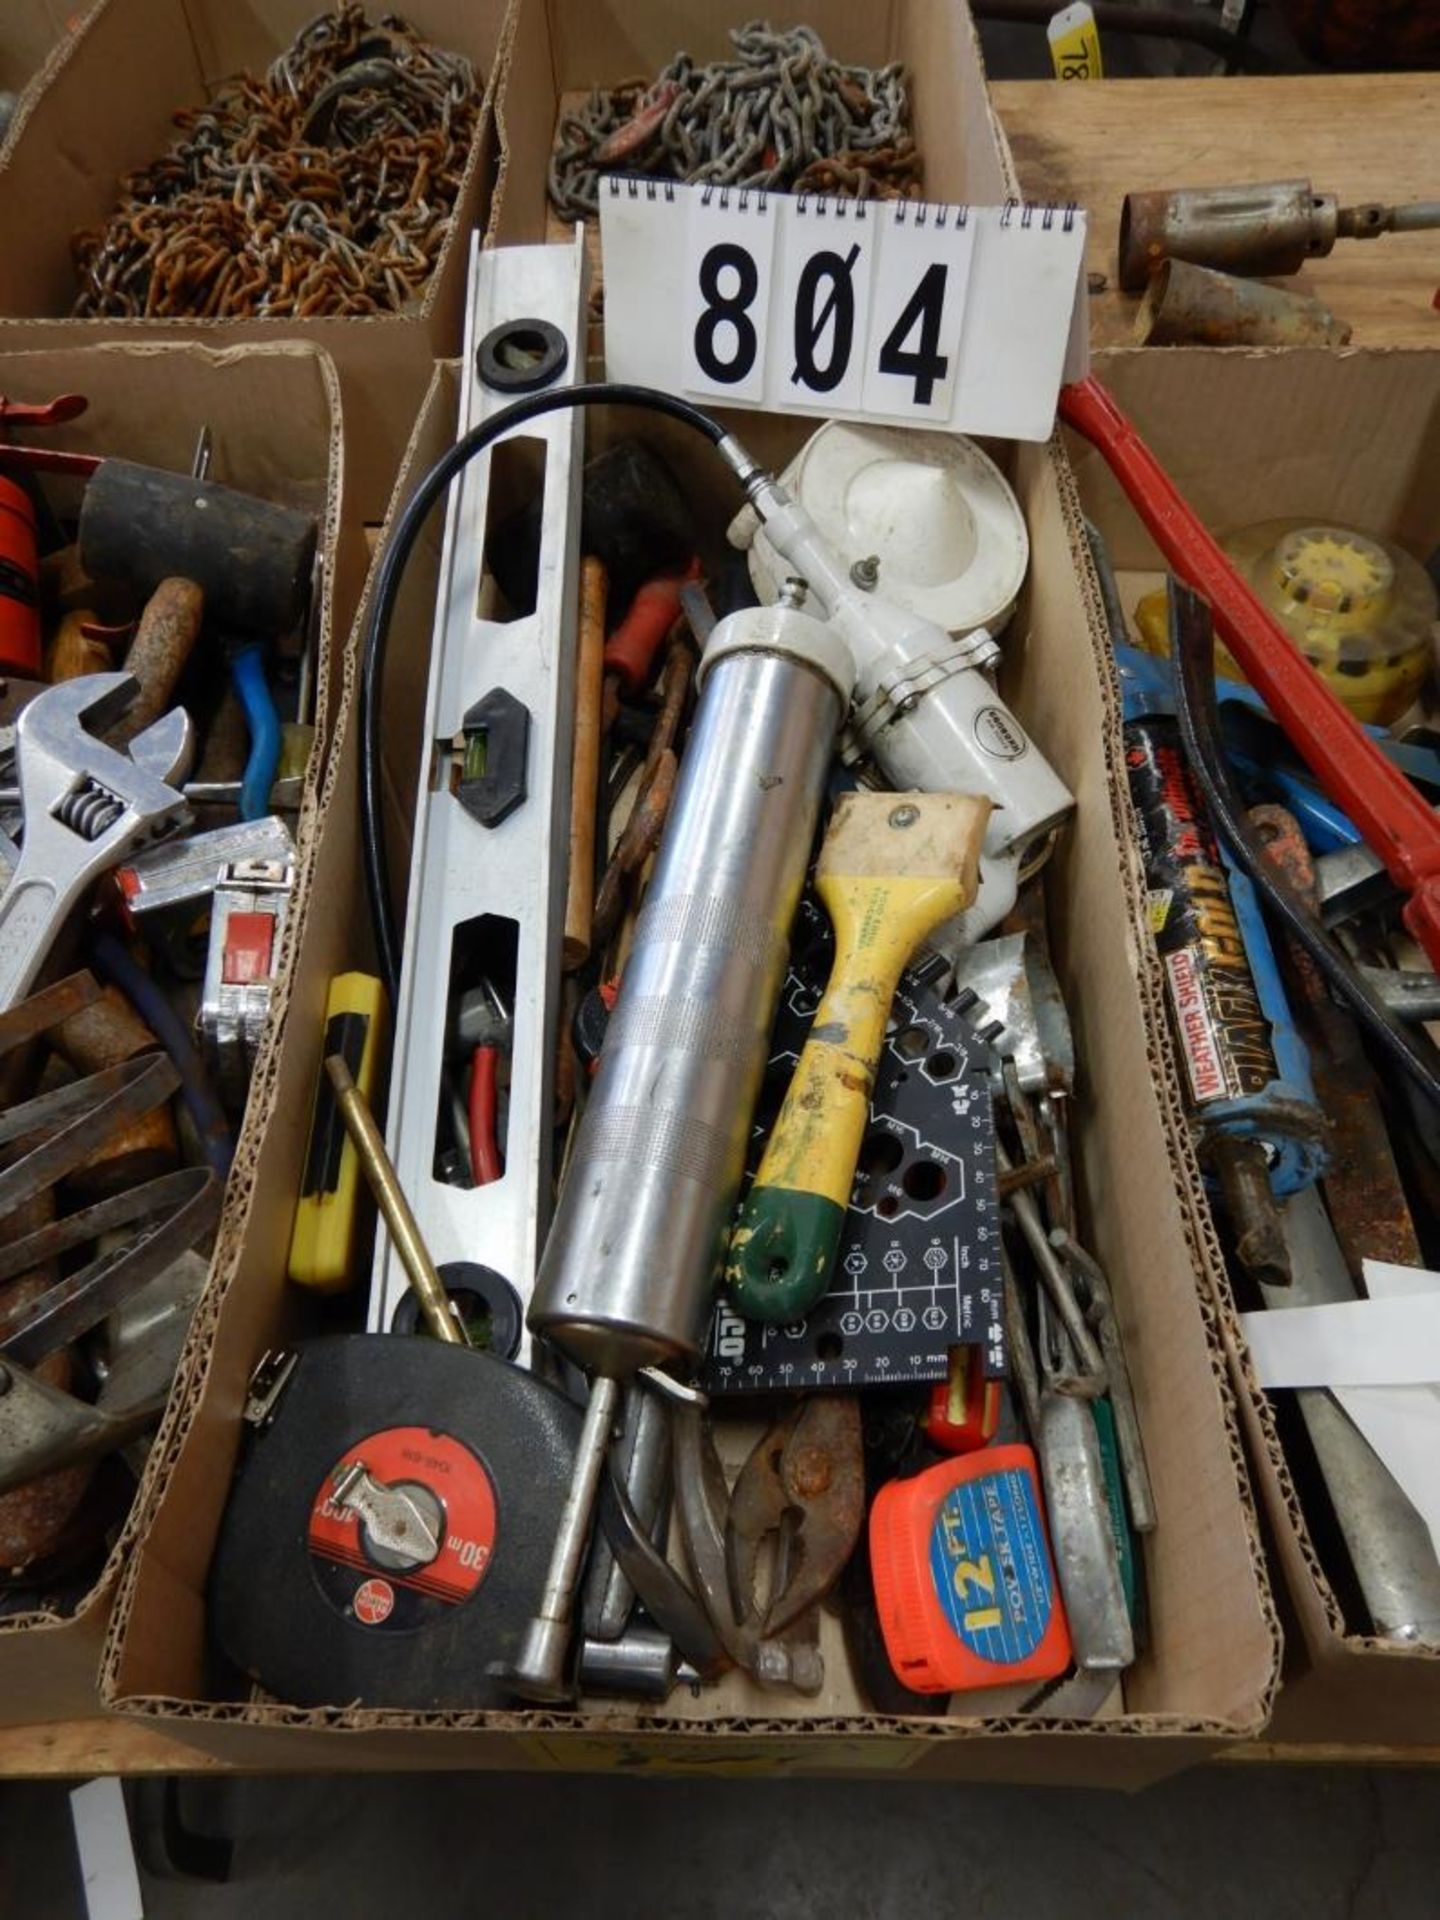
left=1120, top=179, right=1440, bottom=293
left=324, top=1056, right=463, bottom=1347
left=1120, top=179, right=1336, bottom=292
left=506, top=1372, right=622, bottom=1699
left=1338, top=199, right=1440, bottom=238
left=1134, top=259, right=1351, bottom=348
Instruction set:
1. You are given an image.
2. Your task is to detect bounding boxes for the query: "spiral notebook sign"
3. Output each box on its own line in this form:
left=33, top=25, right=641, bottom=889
left=600, top=179, right=1088, bottom=443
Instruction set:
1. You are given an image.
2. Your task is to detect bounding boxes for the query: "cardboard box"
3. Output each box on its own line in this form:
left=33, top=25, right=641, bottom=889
left=0, top=338, right=343, bottom=1726
left=99, top=370, right=1280, bottom=1788
left=1069, top=344, right=1440, bottom=1750
left=0, top=0, right=514, bottom=518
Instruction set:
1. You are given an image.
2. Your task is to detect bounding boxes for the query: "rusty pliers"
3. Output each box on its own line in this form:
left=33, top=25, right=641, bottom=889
left=726, top=1396, right=865, bottom=1640
left=673, top=1395, right=864, bottom=1693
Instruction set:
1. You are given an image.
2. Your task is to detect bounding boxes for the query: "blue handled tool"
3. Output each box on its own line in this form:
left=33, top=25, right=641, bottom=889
left=230, top=641, right=282, bottom=822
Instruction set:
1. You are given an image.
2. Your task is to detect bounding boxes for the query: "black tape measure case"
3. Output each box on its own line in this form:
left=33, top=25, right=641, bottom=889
left=210, top=1336, right=579, bottom=1709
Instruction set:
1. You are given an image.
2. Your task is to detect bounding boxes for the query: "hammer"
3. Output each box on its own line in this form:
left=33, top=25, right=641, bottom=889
left=77, top=453, right=317, bottom=819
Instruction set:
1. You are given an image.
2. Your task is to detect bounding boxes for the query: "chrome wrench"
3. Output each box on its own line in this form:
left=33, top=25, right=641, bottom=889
left=0, top=672, right=192, bottom=1009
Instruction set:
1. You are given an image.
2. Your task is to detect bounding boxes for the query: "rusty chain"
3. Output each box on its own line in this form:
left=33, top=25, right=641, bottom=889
left=549, top=21, right=920, bottom=218
left=71, top=6, right=480, bottom=319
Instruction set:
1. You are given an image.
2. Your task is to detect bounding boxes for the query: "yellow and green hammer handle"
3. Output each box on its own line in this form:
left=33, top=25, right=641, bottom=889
left=726, top=794, right=988, bottom=1324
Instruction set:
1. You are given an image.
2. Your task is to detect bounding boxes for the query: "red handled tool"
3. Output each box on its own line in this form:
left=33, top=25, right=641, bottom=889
left=455, top=981, right=511, bottom=1188
left=0, top=393, right=84, bottom=675
left=1059, top=374, right=1440, bottom=970
left=603, top=557, right=701, bottom=694
left=923, top=1346, right=1003, bottom=1455
left=0, top=478, right=40, bottom=676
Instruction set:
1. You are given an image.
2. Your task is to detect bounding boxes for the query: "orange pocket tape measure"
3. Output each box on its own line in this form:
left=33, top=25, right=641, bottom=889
left=869, top=1444, right=1072, bottom=1695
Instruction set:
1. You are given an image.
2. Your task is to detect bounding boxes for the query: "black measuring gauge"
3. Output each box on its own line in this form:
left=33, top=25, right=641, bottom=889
left=210, top=1336, right=579, bottom=1709
left=704, top=900, right=1004, bottom=1397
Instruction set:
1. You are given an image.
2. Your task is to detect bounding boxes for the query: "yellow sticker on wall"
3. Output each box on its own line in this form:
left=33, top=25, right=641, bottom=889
left=1048, top=2, right=1104, bottom=78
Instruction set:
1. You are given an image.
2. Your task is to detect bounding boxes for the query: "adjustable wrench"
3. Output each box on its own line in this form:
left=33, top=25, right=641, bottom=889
left=0, top=672, right=192, bottom=1010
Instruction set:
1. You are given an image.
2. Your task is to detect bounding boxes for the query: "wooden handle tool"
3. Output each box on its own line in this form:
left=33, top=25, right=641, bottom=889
left=563, top=557, right=608, bottom=971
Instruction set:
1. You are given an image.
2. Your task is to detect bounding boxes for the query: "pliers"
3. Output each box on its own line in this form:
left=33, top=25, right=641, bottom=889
left=725, top=1396, right=866, bottom=1640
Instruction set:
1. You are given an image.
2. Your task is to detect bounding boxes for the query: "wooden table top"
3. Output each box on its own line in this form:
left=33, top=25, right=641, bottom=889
left=993, top=74, right=1440, bottom=349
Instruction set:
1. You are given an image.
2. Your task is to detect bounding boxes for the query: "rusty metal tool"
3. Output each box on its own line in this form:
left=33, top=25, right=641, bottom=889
left=671, top=1398, right=836, bottom=1693
left=0, top=1165, right=220, bottom=1373
left=0, top=970, right=100, bottom=1057
left=1060, top=376, right=1440, bottom=973
left=0, top=672, right=192, bottom=1010
left=109, top=578, right=206, bottom=744
left=0, top=1056, right=183, bottom=1224
left=48, top=980, right=179, bottom=1196
left=1250, top=803, right=1422, bottom=1278
left=1119, top=179, right=1440, bottom=292
left=724, top=1396, right=865, bottom=1641
left=1133, top=259, right=1351, bottom=348
left=0, top=1356, right=174, bottom=1499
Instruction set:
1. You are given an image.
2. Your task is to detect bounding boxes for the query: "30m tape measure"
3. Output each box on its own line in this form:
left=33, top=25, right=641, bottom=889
left=210, top=1337, right=579, bottom=1709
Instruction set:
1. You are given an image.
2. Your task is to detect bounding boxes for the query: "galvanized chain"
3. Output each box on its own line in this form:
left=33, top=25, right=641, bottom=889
left=71, top=6, right=480, bottom=319
left=549, top=21, right=920, bottom=219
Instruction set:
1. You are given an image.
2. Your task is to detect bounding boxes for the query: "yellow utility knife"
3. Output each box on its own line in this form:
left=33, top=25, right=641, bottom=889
left=727, top=791, right=990, bottom=1324
left=288, top=972, right=387, bottom=1292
